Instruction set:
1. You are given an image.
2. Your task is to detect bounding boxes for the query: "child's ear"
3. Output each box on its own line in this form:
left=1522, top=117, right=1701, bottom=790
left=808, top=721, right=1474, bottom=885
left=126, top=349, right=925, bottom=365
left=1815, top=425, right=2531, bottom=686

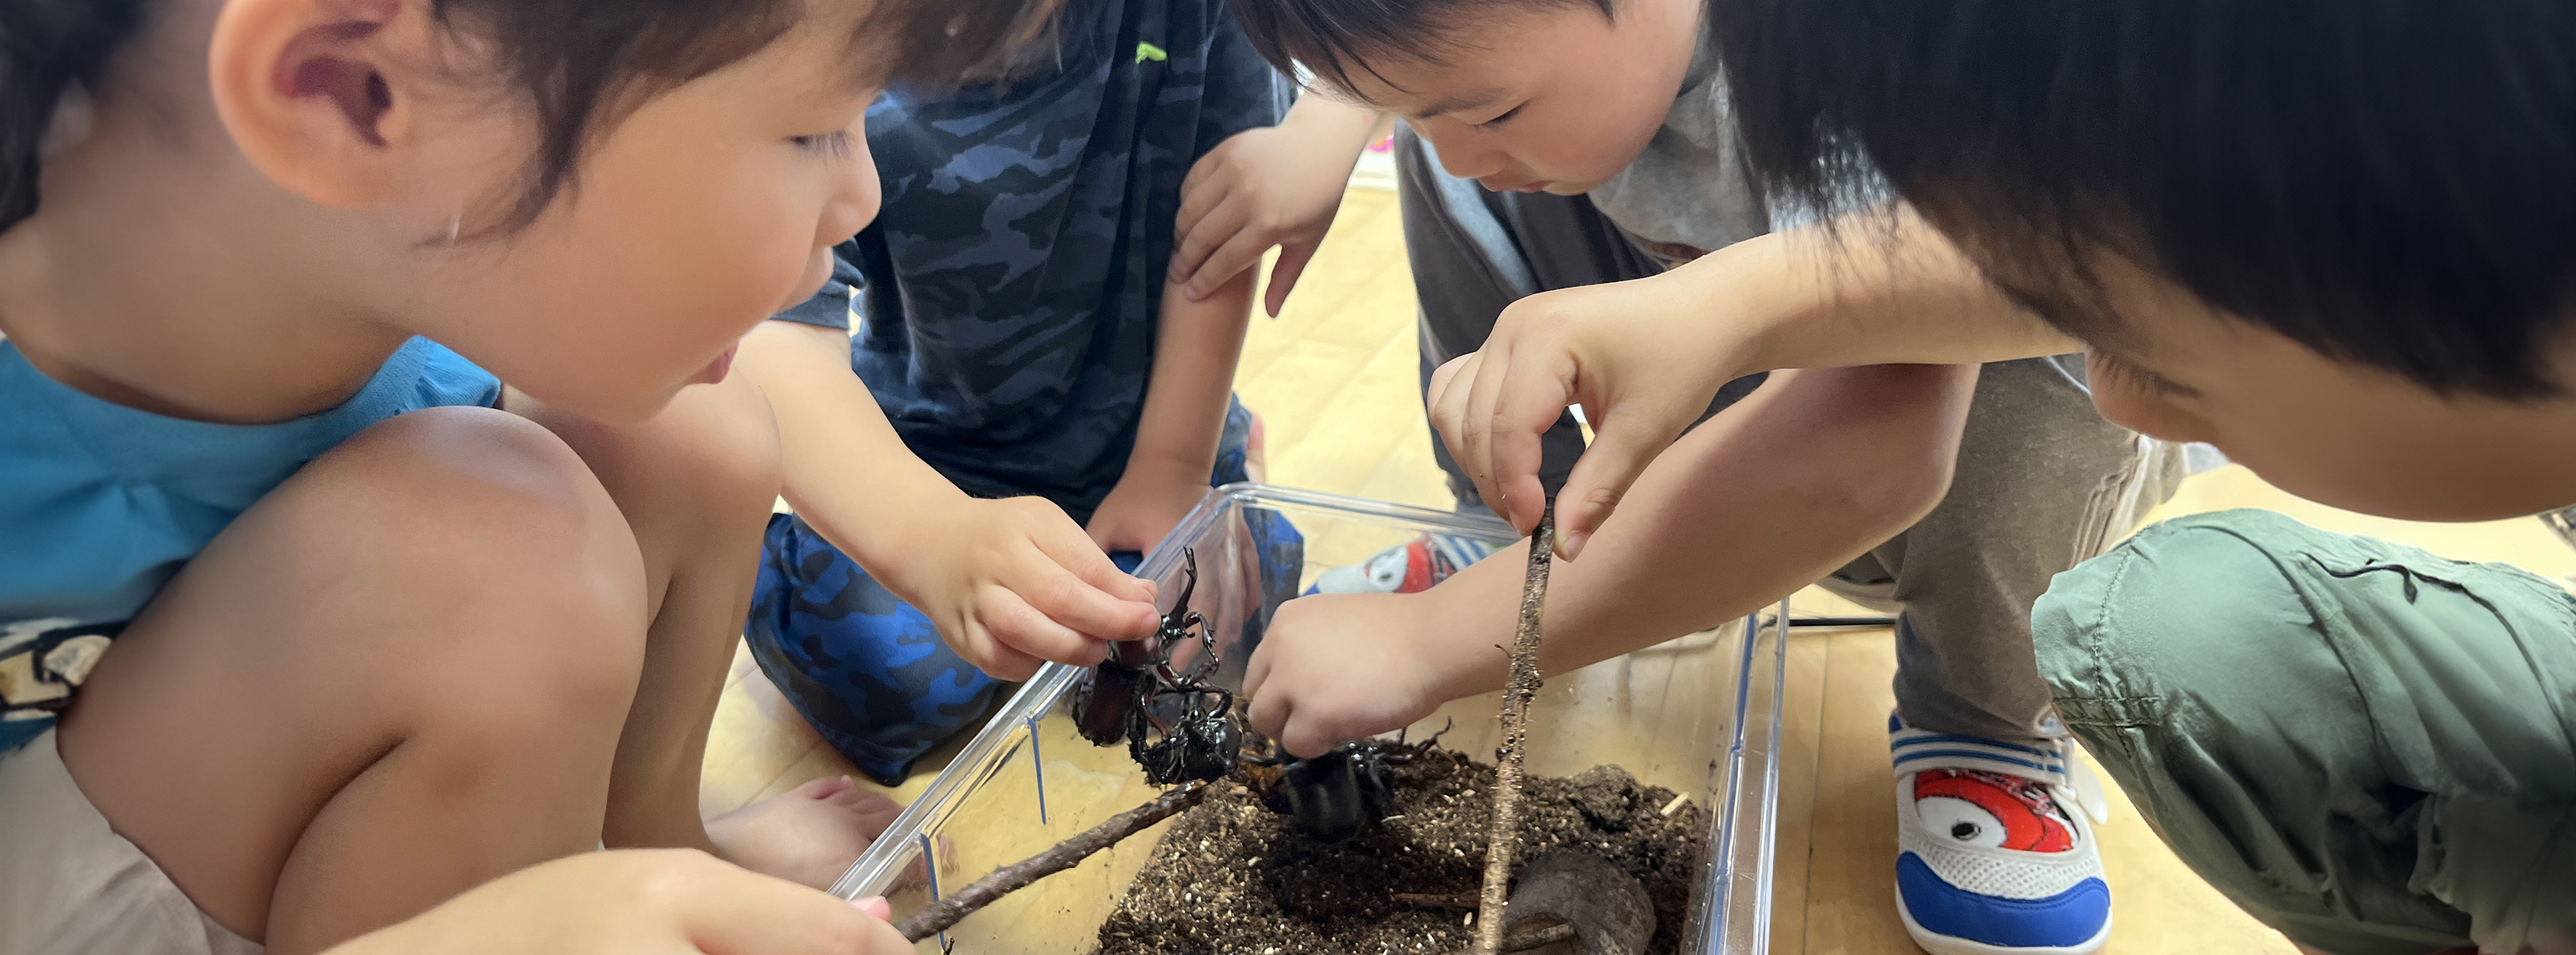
left=207, top=0, right=430, bottom=209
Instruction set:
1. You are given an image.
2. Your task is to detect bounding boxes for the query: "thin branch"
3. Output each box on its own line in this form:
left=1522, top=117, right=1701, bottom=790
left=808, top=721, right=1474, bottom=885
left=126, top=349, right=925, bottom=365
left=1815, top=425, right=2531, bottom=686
left=1499, top=923, right=1577, bottom=953
left=1394, top=891, right=1481, bottom=909
left=1475, top=502, right=1554, bottom=955
left=896, top=781, right=1211, bottom=942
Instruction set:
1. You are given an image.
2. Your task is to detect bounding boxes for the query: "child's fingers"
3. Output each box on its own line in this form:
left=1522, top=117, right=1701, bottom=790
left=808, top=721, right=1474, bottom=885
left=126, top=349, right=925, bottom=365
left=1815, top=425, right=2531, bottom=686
left=1244, top=676, right=1289, bottom=742
left=1173, top=172, right=1230, bottom=260
left=1030, top=535, right=1161, bottom=636
left=1169, top=192, right=1246, bottom=289
left=1427, top=355, right=1483, bottom=504
left=958, top=615, right=1051, bottom=681
left=1067, top=544, right=1160, bottom=606
left=638, top=851, right=904, bottom=955
left=1183, top=226, right=1275, bottom=300
left=970, top=594, right=1101, bottom=673
left=1263, top=241, right=1321, bottom=317
left=1018, top=551, right=1162, bottom=641
left=1483, top=348, right=1585, bottom=535
left=1458, top=342, right=1534, bottom=530
left=1553, top=408, right=1682, bottom=561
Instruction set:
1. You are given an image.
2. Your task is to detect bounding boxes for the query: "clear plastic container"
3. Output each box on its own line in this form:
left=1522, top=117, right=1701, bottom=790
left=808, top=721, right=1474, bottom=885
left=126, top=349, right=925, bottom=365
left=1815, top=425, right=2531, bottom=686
left=830, top=484, right=1785, bottom=954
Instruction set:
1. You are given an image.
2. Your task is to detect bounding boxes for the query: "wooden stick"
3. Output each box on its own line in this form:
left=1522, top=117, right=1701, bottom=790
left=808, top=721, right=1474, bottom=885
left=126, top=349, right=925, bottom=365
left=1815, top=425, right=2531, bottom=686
left=1474, top=502, right=1554, bottom=955
left=1499, top=923, right=1578, bottom=953
left=896, top=781, right=1210, bottom=942
left=1394, top=891, right=1481, bottom=909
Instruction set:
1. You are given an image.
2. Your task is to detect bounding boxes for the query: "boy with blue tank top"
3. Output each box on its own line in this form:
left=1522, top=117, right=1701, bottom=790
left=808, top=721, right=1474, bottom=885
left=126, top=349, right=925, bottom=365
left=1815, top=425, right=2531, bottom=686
left=0, top=0, right=1055, bottom=950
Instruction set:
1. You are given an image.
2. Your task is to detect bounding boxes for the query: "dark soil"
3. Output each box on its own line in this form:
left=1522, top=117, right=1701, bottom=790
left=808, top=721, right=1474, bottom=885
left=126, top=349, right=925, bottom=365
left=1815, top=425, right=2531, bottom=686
left=1095, top=750, right=1708, bottom=955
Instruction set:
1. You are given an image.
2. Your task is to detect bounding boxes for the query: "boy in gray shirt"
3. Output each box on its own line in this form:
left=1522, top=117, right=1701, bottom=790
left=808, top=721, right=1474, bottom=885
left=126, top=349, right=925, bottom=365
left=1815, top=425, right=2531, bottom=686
left=1187, top=1, right=2176, bottom=951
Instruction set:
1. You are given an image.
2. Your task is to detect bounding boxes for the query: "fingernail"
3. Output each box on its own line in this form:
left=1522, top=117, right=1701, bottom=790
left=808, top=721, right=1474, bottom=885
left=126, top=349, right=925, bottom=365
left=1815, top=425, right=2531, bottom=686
left=1561, top=531, right=1589, bottom=561
left=853, top=897, right=892, bottom=919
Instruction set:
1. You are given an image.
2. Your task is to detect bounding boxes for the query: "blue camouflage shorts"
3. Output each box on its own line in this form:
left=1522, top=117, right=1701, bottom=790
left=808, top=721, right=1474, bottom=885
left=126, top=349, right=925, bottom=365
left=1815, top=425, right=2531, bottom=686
left=745, top=402, right=1301, bottom=783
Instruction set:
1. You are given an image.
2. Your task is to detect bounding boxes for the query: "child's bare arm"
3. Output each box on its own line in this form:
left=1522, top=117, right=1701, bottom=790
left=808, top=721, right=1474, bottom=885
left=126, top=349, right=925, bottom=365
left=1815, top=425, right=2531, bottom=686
left=1169, top=95, right=1387, bottom=315
left=1244, top=363, right=1978, bottom=757
left=324, top=851, right=909, bottom=955
left=1086, top=269, right=1259, bottom=555
left=1434, top=208, right=2076, bottom=547
left=737, top=321, right=1160, bottom=678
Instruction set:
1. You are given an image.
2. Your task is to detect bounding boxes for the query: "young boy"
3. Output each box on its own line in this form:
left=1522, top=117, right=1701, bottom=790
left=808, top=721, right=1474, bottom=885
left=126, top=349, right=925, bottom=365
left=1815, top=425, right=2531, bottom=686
left=1403, top=1, right=2576, bottom=952
left=1219, top=1, right=2176, bottom=950
left=0, top=0, right=1041, bottom=950
left=733, top=0, right=1329, bottom=783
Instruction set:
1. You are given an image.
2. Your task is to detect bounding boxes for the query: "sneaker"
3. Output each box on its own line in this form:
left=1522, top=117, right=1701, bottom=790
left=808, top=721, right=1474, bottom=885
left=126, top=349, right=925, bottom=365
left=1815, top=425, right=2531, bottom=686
left=1304, top=535, right=1495, bottom=596
left=1890, top=714, right=2114, bottom=955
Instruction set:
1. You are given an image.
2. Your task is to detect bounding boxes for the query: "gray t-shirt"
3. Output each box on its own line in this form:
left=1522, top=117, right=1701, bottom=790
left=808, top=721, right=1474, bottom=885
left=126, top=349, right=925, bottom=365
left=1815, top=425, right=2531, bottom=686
left=1585, top=41, right=1874, bottom=266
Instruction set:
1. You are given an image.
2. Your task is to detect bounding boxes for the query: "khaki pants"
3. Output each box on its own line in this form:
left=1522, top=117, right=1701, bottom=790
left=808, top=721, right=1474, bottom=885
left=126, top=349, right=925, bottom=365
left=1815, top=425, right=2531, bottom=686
left=2038, top=509, right=2576, bottom=955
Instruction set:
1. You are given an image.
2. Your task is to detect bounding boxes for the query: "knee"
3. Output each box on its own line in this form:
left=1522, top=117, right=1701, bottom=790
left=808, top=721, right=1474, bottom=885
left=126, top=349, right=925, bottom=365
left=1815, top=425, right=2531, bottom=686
left=316, top=408, right=649, bottom=708
left=2032, top=509, right=2327, bottom=714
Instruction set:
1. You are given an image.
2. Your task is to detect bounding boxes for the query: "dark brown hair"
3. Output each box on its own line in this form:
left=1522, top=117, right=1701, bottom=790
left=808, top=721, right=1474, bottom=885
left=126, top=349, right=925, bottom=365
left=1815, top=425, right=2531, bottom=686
left=1713, top=0, right=2576, bottom=397
left=0, top=0, right=1059, bottom=233
left=1229, top=0, right=1615, bottom=99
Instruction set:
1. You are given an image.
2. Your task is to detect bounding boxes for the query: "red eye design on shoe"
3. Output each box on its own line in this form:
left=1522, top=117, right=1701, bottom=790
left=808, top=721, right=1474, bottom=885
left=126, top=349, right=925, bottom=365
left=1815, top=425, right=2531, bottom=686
left=1913, top=769, right=2074, bottom=853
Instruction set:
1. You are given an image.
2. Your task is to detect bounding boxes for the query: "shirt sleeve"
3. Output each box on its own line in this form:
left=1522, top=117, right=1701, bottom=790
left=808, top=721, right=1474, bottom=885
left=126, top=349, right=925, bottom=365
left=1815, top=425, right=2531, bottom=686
left=1192, top=4, right=1286, bottom=160
left=767, top=238, right=867, bottom=331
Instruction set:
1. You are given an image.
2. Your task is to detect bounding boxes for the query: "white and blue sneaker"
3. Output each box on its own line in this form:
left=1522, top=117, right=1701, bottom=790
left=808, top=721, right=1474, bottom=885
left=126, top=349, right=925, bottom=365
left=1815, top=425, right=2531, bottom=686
left=1890, top=714, right=2114, bottom=955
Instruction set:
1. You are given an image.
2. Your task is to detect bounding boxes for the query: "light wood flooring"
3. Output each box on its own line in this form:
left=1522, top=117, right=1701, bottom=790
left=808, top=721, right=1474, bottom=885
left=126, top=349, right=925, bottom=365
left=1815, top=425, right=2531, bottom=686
left=702, top=188, right=2576, bottom=952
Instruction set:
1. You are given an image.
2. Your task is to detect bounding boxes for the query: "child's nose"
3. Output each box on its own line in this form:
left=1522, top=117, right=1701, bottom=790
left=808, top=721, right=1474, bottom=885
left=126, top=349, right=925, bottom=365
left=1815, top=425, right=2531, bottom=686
left=818, top=134, right=881, bottom=247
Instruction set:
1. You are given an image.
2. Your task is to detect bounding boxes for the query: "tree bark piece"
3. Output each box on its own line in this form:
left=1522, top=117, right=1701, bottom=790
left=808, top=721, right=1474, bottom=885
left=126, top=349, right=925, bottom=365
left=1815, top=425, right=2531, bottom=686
left=1474, top=502, right=1555, bottom=955
left=896, top=781, right=1210, bottom=942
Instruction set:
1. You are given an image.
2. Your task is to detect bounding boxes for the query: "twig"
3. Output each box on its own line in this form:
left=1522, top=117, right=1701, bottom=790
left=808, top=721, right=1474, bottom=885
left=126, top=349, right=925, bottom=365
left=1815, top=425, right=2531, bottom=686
left=1499, top=923, right=1578, bottom=953
left=896, top=781, right=1210, bottom=942
left=1394, top=891, right=1480, bottom=909
left=1475, top=502, right=1554, bottom=955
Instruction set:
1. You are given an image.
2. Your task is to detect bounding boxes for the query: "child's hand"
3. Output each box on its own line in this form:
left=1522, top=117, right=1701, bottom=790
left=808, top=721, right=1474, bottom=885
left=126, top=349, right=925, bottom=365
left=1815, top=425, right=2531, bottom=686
left=1086, top=464, right=1208, bottom=557
left=1430, top=272, right=1752, bottom=559
left=1169, top=122, right=1362, bottom=317
left=325, top=850, right=910, bottom=955
left=891, top=496, right=1163, bottom=680
left=1243, top=592, right=1461, bottom=758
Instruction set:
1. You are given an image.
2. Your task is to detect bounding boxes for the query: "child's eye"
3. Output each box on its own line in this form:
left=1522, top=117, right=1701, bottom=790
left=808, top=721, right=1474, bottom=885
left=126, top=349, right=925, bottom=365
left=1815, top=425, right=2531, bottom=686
left=1477, top=106, right=1524, bottom=130
left=790, top=131, right=855, bottom=158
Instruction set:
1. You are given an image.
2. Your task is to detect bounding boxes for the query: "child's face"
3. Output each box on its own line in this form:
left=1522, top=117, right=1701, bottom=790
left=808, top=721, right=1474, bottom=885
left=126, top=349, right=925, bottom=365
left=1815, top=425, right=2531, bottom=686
left=1992, top=254, right=2576, bottom=521
left=1327, top=0, right=1700, bottom=196
left=413, top=11, right=883, bottom=423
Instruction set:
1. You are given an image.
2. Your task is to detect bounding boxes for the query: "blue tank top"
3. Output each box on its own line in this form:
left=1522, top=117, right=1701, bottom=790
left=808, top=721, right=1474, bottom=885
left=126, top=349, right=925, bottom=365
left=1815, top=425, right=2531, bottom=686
left=0, top=337, right=500, bottom=754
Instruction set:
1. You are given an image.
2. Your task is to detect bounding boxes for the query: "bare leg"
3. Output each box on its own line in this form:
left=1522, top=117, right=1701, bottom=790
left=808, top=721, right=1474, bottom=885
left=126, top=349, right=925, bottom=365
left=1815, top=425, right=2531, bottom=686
left=511, top=375, right=898, bottom=889
left=56, top=408, right=649, bottom=954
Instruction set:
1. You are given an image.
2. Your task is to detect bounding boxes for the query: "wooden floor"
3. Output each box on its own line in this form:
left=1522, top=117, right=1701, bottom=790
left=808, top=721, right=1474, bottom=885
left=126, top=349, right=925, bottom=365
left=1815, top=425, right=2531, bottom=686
left=702, top=188, right=2576, bottom=952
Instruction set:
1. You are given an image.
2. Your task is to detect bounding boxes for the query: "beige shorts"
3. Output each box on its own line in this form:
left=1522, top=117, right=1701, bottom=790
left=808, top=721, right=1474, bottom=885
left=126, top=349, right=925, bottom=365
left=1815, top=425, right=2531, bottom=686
left=0, top=729, right=262, bottom=955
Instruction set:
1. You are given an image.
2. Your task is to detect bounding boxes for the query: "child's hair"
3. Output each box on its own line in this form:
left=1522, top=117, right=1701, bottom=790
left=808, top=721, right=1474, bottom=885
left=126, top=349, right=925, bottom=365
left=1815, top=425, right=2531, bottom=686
left=1711, top=0, right=2576, bottom=398
left=1228, top=0, right=1614, bottom=98
left=0, top=0, right=1057, bottom=235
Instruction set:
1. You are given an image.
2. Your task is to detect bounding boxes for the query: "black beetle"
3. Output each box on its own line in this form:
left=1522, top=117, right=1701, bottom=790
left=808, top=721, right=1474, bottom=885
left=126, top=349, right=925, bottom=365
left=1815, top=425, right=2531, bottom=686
left=1248, top=724, right=1444, bottom=842
left=1069, top=551, right=1242, bottom=785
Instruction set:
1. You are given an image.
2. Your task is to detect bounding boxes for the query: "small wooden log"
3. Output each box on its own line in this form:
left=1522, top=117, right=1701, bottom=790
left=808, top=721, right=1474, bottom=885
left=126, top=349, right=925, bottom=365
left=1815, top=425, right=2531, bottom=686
left=895, top=781, right=1210, bottom=942
left=1474, top=503, right=1555, bottom=955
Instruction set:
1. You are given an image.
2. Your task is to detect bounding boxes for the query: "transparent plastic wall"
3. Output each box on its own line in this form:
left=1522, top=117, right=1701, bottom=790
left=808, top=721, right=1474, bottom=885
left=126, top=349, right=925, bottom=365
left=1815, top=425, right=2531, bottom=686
left=829, top=485, right=1785, bottom=955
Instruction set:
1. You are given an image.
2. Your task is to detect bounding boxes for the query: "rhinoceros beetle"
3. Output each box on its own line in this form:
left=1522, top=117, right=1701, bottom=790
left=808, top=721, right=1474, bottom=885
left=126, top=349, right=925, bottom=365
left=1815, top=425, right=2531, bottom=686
left=1244, top=722, right=1447, bottom=842
left=1070, top=551, right=1243, bottom=785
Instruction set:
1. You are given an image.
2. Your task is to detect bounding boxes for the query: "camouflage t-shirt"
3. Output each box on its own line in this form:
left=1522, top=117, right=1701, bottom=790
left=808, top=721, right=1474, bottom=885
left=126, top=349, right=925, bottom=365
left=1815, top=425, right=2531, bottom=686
left=773, top=0, right=1281, bottom=523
